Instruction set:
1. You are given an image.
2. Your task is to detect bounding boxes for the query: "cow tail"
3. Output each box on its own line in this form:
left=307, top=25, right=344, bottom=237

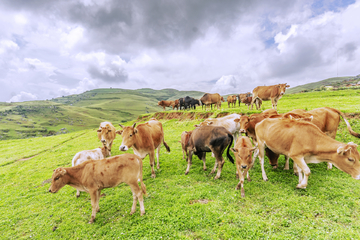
left=138, top=158, right=147, bottom=196
left=163, top=140, right=171, bottom=152
left=226, top=134, right=234, bottom=164
left=338, top=110, right=360, bottom=138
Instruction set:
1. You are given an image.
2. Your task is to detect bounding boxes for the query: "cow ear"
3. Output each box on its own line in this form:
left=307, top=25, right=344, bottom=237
left=97, top=129, right=101, bottom=132
left=337, top=145, right=350, bottom=155
left=194, top=124, right=199, bottom=127
left=208, top=121, right=213, bottom=125
left=134, top=129, right=138, bottom=134
left=234, top=118, right=240, bottom=123
left=185, top=131, right=188, bottom=133
left=59, top=168, right=67, bottom=176
left=286, top=84, right=290, bottom=88
left=115, top=130, right=123, bottom=135
left=230, top=148, right=237, bottom=153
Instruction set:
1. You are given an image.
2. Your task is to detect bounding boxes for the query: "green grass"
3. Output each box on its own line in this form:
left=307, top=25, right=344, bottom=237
left=2, top=89, right=360, bottom=238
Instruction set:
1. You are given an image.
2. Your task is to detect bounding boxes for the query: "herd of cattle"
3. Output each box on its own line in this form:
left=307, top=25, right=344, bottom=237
left=48, top=83, right=360, bottom=224
left=158, top=83, right=290, bottom=111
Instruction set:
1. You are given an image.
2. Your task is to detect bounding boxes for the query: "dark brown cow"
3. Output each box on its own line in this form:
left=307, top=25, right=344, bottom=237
left=238, top=92, right=251, bottom=107
left=158, top=100, right=174, bottom=111
left=256, top=118, right=360, bottom=188
left=49, top=153, right=146, bottom=223
left=251, top=83, right=290, bottom=110
left=97, top=122, right=117, bottom=155
left=173, top=99, right=180, bottom=110
left=227, top=95, right=237, bottom=108
left=200, top=93, right=222, bottom=110
left=117, top=118, right=170, bottom=178
left=185, top=125, right=234, bottom=179
left=231, top=136, right=257, bottom=197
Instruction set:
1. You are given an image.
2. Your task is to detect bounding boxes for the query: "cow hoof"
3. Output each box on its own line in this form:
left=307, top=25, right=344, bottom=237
left=76, top=194, right=80, bottom=198
left=263, top=178, right=268, bottom=181
left=214, top=176, right=220, bottom=180
left=130, top=211, right=135, bottom=215
left=296, top=184, right=306, bottom=189
left=88, top=219, right=95, bottom=224
left=283, top=167, right=289, bottom=170
left=235, top=186, right=240, bottom=190
left=151, top=174, right=156, bottom=178
left=272, top=166, right=278, bottom=169
left=140, top=212, right=145, bottom=216
left=185, top=171, right=189, bottom=175
left=157, top=165, right=160, bottom=170
left=203, top=168, right=207, bottom=171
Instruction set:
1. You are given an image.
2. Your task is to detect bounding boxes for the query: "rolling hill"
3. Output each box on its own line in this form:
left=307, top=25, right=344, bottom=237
left=0, top=88, right=204, bottom=140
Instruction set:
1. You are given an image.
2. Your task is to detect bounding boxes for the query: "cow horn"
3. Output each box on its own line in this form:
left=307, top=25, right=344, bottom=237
left=132, top=122, right=137, bottom=128
left=118, top=123, right=124, bottom=128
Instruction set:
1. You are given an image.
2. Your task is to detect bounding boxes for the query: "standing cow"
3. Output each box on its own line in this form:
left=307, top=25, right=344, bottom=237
left=227, top=95, right=237, bottom=108
left=97, top=122, right=117, bottom=155
left=49, top=153, right=146, bottom=223
left=251, top=83, right=290, bottom=110
left=238, top=92, right=251, bottom=107
left=255, top=117, right=360, bottom=188
left=200, top=93, right=222, bottom=110
left=117, top=119, right=170, bottom=178
left=185, top=125, right=234, bottom=179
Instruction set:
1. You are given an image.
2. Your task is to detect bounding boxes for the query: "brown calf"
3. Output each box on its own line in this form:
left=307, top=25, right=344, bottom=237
left=231, top=136, right=257, bottom=197
left=227, top=95, right=237, bottom=108
left=49, top=153, right=146, bottom=223
left=97, top=122, right=117, bottom=155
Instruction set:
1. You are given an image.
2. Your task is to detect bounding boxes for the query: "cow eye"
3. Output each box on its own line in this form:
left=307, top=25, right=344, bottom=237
left=55, top=177, right=60, bottom=181
left=348, top=158, right=355, bottom=162
left=130, top=134, right=133, bottom=137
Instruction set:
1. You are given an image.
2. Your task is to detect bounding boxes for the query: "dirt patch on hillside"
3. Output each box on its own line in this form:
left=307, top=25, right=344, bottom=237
left=216, top=112, right=230, bottom=118
left=146, top=111, right=215, bottom=121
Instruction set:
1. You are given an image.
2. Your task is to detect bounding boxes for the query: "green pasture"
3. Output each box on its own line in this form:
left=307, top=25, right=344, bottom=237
left=2, top=89, right=360, bottom=238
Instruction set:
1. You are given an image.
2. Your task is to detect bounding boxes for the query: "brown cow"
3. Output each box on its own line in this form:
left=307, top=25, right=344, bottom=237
left=251, top=83, right=290, bottom=110
left=158, top=100, right=174, bottom=111
left=172, top=99, right=180, bottom=110
left=255, top=117, right=360, bottom=188
left=271, top=107, right=360, bottom=170
left=185, top=125, right=234, bottom=179
left=227, top=95, right=237, bottom=108
left=231, top=136, right=257, bottom=197
left=117, top=119, right=170, bottom=178
left=200, top=93, right=222, bottom=110
left=179, top=130, right=192, bottom=159
left=238, top=92, right=251, bottom=107
left=241, top=97, right=262, bottom=110
left=71, top=145, right=111, bottom=197
left=97, top=122, right=117, bottom=155
left=49, top=153, right=146, bottom=223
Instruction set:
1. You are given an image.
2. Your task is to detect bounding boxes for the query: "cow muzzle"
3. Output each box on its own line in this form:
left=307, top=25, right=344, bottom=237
left=241, top=165, right=247, bottom=169
left=240, top=129, right=246, bottom=133
left=119, top=145, right=128, bottom=151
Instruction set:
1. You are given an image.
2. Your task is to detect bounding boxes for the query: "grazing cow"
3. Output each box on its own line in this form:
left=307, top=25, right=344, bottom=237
left=185, top=125, right=234, bottom=179
left=227, top=95, right=237, bottom=108
left=179, top=98, right=186, bottom=110
left=173, top=99, right=180, bottom=110
left=97, top=122, right=117, bottom=155
left=231, top=136, right=257, bottom=197
left=200, top=93, right=222, bottom=110
left=117, top=119, right=170, bottom=178
left=71, top=145, right=111, bottom=197
left=49, top=153, right=147, bottom=223
left=184, top=96, right=200, bottom=110
left=158, top=100, right=174, bottom=111
left=251, top=83, right=290, bottom=110
left=238, top=92, right=251, bottom=106
left=241, top=97, right=262, bottom=110
left=179, top=131, right=192, bottom=159
left=271, top=107, right=360, bottom=170
left=255, top=118, right=360, bottom=188
left=194, top=114, right=241, bottom=144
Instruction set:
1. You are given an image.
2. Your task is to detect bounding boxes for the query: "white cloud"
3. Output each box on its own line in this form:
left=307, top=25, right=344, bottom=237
left=59, top=78, right=98, bottom=96
left=274, top=25, right=298, bottom=53
left=7, top=91, right=38, bottom=103
left=210, top=75, right=239, bottom=95
left=0, top=39, right=19, bottom=54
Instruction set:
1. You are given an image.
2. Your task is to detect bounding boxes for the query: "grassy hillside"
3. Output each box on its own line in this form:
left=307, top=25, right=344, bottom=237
left=0, top=88, right=204, bottom=140
left=287, top=76, right=359, bottom=94
left=2, top=89, right=360, bottom=238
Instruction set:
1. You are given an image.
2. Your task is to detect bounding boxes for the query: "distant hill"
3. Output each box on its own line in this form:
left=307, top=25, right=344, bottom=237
left=287, top=76, right=360, bottom=94
left=0, top=88, right=204, bottom=140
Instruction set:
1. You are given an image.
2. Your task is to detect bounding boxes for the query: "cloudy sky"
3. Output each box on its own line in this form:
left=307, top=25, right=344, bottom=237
left=0, top=0, right=359, bottom=102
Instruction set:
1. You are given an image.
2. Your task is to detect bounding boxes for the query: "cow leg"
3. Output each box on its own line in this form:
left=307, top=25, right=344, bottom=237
left=199, top=152, right=207, bottom=171
left=258, top=140, right=268, bottom=181
left=88, top=189, right=100, bottom=224
left=129, top=181, right=145, bottom=216
left=214, top=156, right=225, bottom=180
left=149, top=151, right=156, bottom=178
left=292, top=156, right=310, bottom=189
left=284, top=155, right=290, bottom=170
left=327, top=163, right=333, bottom=170
left=185, top=150, right=193, bottom=175
left=156, top=145, right=160, bottom=169
left=76, top=190, right=81, bottom=198
left=210, top=157, right=218, bottom=174
left=293, top=163, right=303, bottom=182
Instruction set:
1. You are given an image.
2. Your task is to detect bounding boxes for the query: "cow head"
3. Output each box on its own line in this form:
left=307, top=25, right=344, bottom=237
left=157, top=101, right=163, bottom=106
left=118, top=122, right=137, bottom=151
left=231, top=145, right=257, bottom=170
left=278, top=83, right=290, bottom=96
left=236, top=116, right=250, bottom=134
left=48, top=168, right=68, bottom=193
left=334, top=142, right=360, bottom=179
left=194, top=120, right=212, bottom=128
left=97, top=123, right=115, bottom=150
left=101, top=145, right=111, bottom=158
